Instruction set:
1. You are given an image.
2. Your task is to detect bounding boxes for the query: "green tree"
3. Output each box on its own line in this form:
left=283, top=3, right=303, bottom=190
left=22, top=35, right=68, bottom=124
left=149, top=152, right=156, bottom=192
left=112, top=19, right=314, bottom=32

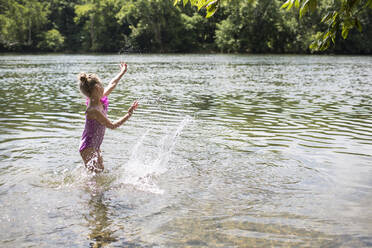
left=116, top=0, right=187, bottom=52
left=176, top=9, right=221, bottom=51
left=174, top=0, right=372, bottom=51
left=215, top=0, right=291, bottom=53
left=74, top=0, right=123, bottom=52
left=47, top=0, right=82, bottom=52
left=281, top=0, right=372, bottom=50
left=0, top=0, right=49, bottom=49
left=0, top=0, right=371, bottom=53
left=331, top=7, right=372, bottom=53
left=37, top=28, right=65, bottom=51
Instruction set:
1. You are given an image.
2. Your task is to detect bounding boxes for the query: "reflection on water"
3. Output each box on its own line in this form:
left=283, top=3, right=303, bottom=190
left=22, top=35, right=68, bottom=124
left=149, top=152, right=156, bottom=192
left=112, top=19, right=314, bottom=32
left=86, top=183, right=117, bottom=247
left=0, top=54, right=372, bottom=247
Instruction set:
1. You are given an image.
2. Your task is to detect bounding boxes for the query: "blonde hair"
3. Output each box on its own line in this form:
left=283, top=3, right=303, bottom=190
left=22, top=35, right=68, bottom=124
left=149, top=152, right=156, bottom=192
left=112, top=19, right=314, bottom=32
left=78, top=72, right=101, bottom=97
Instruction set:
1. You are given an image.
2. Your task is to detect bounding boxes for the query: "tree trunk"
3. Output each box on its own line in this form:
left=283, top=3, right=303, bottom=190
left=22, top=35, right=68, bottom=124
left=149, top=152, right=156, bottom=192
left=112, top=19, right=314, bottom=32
left=153, top=21, right=162, bottom=52
left=90, top=15, right=96, bottom=51
left=28, top=19, right=32, bottom=46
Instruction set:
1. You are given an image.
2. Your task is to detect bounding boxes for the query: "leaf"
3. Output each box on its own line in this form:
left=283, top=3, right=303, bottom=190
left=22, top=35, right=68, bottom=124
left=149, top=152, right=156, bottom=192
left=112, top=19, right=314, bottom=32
left=295, top=0, right=300, bottom=8
left=332, top=12, right=339, bottom=22
left=309, top=41, right=317, bottom=50
left=331, top=13, right=339, bottom=28
left=321, top=36, right=331, bottom=50
left=287, top=0, right=295, bottom=10
left=197, top=0, right=216, bottom=11
left=280, top=0, right=291, bottom=9
left=183, top=0, right=189, bottom=7
left=341, top=24, right=349, bottom=39
left=299, top=0, right=309, bottom=18
left=206, top=0, right=218, bottom=18
left=281, top=0, right=298, bottom=10
left=331, top=34, right=336, bottom=44
left=322, top=42, right=330, bottom=51
left=173, top=0, right=180, bottom=6
left=190, top=0, right=198, bottom=5
left=299, top=0, right=317, bottom=18
left=321, top=12, right=332, bottom=23
left=197, top=0, right=206, bottom=10
left=323, top=30, right=331, bottom=40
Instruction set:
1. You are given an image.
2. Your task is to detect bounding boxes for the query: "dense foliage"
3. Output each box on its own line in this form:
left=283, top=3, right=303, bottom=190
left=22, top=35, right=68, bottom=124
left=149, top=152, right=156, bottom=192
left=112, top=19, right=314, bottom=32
left=0, top=0, right=371, bottom=53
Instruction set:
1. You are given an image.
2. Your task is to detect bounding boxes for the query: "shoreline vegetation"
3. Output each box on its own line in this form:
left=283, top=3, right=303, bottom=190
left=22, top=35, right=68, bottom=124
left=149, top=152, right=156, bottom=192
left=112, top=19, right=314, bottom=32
left=1, top=0, right=371, bottom=55
left=1, top=52, right=372, bottom=56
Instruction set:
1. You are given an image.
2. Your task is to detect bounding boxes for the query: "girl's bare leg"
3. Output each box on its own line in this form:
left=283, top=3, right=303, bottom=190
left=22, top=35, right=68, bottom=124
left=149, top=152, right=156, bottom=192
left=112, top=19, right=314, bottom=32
left=97, top=149, right=104, bottom=171
left=80, top=148, right=104, bottom=173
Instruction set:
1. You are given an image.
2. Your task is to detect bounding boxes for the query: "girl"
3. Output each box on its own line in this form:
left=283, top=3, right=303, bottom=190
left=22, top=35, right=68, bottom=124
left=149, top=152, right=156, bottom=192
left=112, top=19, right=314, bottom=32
left=78, top=62, right=138, bottom=173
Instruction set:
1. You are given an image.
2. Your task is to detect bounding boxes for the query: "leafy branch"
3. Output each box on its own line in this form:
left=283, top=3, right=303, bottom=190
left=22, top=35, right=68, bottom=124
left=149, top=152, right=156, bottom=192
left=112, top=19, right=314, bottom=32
left=281, top=0, right=372, bottom=51
left=173, top=0, right=221, bottom=18
left=174, top=0, right=372, bottom=51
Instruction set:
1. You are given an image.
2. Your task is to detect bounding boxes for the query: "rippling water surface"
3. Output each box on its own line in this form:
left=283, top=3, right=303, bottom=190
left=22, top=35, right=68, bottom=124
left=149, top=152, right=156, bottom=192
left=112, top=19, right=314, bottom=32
left=0, top=54, right=371, bottom=247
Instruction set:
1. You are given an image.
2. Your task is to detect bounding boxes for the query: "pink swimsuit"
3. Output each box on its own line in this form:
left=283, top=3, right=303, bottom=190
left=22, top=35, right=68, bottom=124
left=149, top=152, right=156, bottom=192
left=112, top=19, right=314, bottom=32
left=79, top=96, right=109, bottom=152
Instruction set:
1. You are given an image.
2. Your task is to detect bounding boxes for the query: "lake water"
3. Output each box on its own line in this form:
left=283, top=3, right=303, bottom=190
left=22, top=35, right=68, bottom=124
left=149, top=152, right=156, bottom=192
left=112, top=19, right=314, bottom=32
left=0, top=54, right=371, bottom=247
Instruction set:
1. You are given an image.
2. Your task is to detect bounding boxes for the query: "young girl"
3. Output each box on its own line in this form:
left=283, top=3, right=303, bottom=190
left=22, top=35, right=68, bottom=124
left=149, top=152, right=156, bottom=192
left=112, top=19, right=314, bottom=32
left=78, top=62, right=138, bottom=173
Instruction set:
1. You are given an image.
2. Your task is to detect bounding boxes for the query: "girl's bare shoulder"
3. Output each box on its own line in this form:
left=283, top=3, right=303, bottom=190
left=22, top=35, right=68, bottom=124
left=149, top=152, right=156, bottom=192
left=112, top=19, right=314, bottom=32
left=86, top=106, right=100, bottom=119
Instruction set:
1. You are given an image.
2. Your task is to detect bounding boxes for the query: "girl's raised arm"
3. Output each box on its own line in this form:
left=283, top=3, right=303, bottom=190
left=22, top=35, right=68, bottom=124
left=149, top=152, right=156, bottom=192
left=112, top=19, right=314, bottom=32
left=87, top=100, right=138, bottom=129
left=103, top=62, right=127, bottom=97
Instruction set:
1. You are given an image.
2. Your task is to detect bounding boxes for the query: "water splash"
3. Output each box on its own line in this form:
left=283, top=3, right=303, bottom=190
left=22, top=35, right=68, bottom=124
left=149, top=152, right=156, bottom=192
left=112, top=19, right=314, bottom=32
left=53, top=164, right=114, bottom=193
left=44, top=116, right=192, bottom=194
left=116, top=116, right=192, bottom=194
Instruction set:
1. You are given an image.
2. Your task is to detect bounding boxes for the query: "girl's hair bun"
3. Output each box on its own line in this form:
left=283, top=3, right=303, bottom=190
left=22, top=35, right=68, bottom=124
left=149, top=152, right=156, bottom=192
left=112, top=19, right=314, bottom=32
left=78, top=72, right=88, bottom=83
left=78, top=72, right=100, bottom=97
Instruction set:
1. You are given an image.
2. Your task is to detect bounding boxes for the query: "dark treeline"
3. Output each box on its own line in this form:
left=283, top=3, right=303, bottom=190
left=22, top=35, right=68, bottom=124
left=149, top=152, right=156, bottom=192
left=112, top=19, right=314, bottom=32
left=1, top=0, right=371, bottom=54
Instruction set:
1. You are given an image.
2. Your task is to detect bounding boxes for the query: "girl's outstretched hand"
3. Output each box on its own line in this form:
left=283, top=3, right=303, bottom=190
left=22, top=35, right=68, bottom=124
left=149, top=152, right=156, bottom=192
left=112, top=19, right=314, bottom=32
left=128, top=100, right=139, bottom=114
left=120, top=62, right=127, bottom=74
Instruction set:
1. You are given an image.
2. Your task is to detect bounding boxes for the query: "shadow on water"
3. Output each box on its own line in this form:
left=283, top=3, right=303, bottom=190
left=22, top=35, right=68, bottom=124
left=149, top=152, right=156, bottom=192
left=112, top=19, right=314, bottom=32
left=85, top=183, right=117, bottom=248
left=83, top=174, right=145, bottom=248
